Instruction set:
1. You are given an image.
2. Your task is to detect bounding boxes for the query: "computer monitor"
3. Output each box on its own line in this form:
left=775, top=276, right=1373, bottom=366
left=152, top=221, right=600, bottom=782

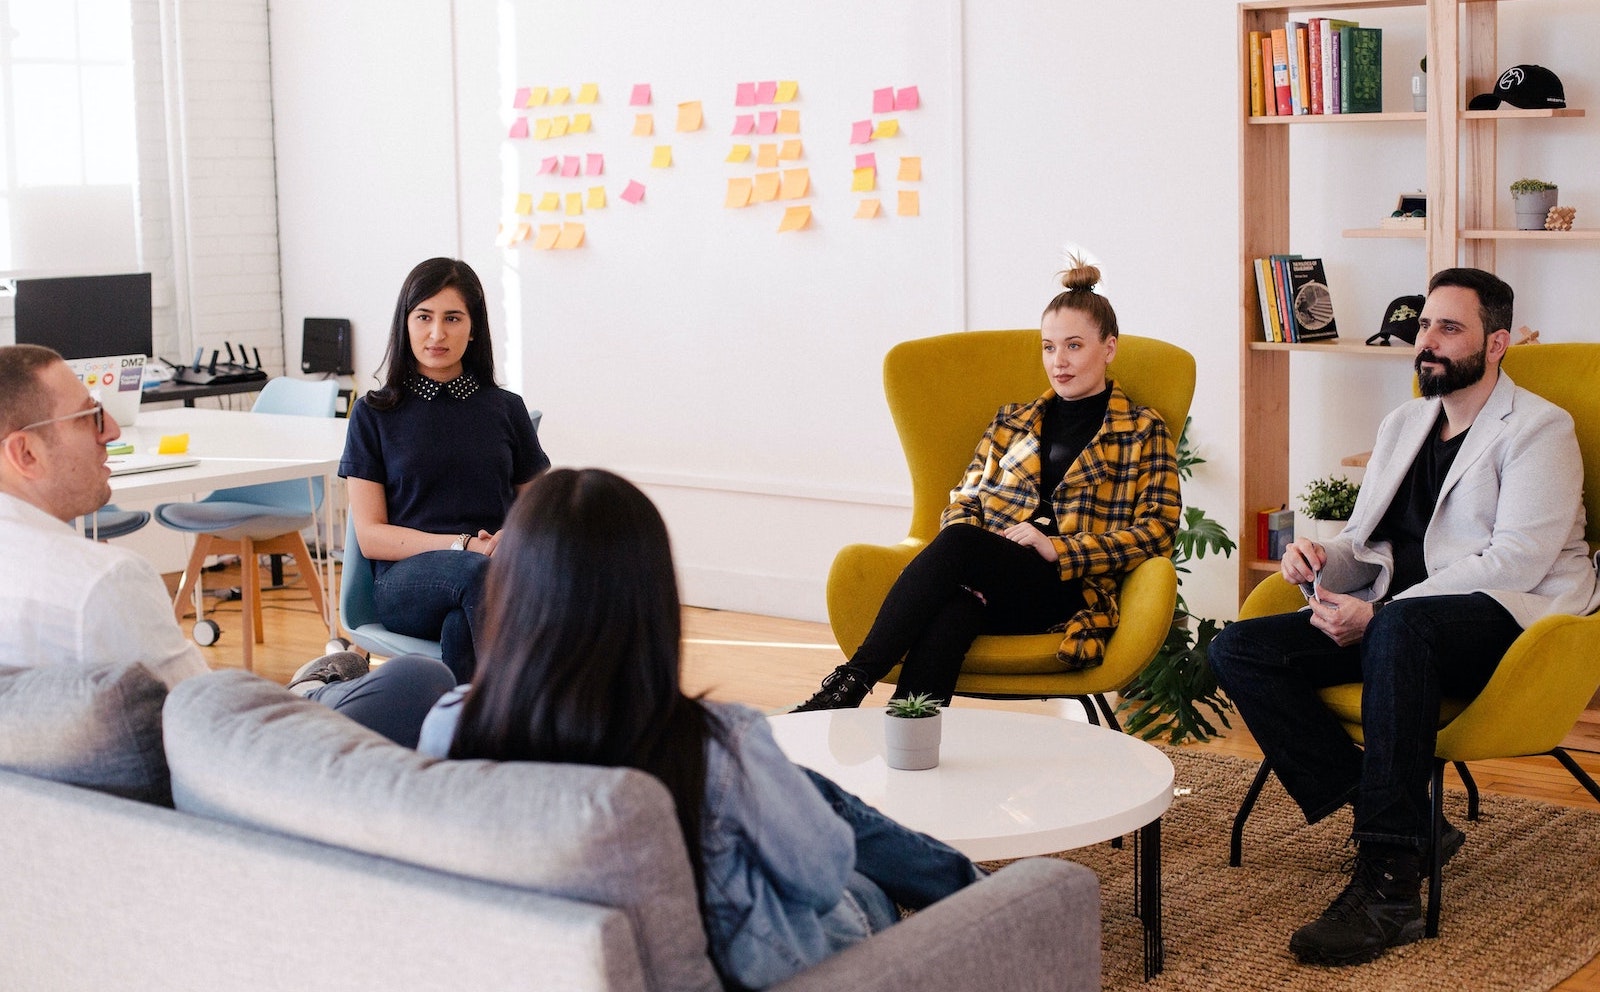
left=13, top=272, right=153, bottom=361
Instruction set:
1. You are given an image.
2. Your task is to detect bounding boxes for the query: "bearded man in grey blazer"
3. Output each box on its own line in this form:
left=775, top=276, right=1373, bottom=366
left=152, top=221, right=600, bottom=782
left=1211, top=267, right=1600, bottom=968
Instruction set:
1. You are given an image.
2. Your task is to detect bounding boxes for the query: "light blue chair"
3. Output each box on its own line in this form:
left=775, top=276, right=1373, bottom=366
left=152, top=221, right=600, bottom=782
left=155, top=377, right=339, bottom=671
left=338, top=515, right=443, bottom=661
left=82, top=505, right=151, bottom=540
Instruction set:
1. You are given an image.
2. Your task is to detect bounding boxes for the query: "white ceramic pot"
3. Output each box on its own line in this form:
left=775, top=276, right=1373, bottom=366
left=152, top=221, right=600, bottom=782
left=1512, top=188, right=1558, bottom=231
left=1299, top=514, right=1347, bottom=543
left=884, top=711, right=942, bottom=770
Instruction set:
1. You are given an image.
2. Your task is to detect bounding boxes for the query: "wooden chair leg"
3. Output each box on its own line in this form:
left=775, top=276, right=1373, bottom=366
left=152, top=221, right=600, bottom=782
left=1230, top=760, right=1273, bottom=867
left=170, top=536, right=212, bottom=622
left=239, top=538, right=258, bottom=672
left=284, top=530, right=327, bottom=622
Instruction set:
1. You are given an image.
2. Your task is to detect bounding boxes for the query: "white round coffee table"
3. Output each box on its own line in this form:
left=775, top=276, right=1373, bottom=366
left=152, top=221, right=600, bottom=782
left=769, top=707, right=1173, bottom=977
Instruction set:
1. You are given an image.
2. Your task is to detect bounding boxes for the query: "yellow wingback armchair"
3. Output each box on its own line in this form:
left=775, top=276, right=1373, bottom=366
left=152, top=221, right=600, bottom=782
left=1228, top=342, right=1600, bottom=938
left=825, top=329, right=1197, bottom=723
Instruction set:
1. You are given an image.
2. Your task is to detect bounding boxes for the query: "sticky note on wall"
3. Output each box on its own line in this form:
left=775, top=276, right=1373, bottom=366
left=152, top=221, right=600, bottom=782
left=777, top=205, right=811, bottom=232
left=651, top=146, right=672, bottom=168
left=897, top=190, right=920, bottom=217
left=676, top=101, right=703, bottom=132
left=620, top=180, right=645, bottom=204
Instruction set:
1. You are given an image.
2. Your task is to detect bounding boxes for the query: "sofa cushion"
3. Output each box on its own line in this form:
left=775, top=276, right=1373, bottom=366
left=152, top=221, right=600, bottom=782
left=163, top=670, right=720, bottom=992
left=0, top=662, right=170, bottom=805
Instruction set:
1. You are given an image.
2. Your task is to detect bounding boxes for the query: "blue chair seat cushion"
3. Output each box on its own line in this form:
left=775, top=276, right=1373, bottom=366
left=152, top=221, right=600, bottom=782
left=155, top=501, right=314, bottom=542
left=84, top=506, right=152, bottom=540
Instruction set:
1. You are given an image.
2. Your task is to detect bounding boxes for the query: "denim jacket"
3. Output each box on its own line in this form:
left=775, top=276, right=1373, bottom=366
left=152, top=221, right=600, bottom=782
left=417, top=693, right=862, bottom=990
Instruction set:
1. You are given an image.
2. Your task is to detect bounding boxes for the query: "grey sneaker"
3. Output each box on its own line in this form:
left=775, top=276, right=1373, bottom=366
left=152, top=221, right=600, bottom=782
left=287, top=651, right=369, bottom=695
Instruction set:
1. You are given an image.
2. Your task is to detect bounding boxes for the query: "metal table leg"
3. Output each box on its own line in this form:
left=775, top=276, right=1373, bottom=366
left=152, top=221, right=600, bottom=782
left=1133, top=817, right=1164, bottom=979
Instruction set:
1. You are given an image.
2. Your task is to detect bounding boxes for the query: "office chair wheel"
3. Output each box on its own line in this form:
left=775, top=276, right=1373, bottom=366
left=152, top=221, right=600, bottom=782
left=193, top=619, right=222, bottom=646
left=324, top=636, right=352, bottom=655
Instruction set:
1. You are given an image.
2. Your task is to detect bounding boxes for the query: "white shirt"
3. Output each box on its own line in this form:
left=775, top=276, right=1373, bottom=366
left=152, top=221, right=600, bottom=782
left=0, top=492, right=208, bottom=688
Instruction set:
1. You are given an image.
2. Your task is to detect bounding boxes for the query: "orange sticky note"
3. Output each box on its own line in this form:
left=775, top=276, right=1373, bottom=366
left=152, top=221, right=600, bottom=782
left=725, top=177, right=753, bottom=208
left=779, top=139, right=803, bottom=160
left=514, top=192, right=533, bottom=215
left=726, top=144, right=752, bottom=163
left=651, top=145, right=672, bottom=168
left=752, top=172, right=781, bottom=203
left=777, top=205, right=811, bottom=232
left=587, top=186, right=606, bottom=209
left=537, top=192, right=560, bottom=212
left=775, top=80, right=799, bottom=103
left=898, top=156, right=922, bottom=182
left=756, top=143, right=779, bottom=167
left=512, top=222, right=531, bottom=244
left=851, top=167, right=875, bottom=192
left=872, top=119, right=899, bottom=139
left=854, top=198, right=882, bottom=219
left=571, top=113, right=592, bottom=133
left=897, top=190, right=920, bottom=217
left=157, top=433, right=189, bottom=454
left=551, top=86, right=571, bottom=105
left=565, top=192, right=583, bottom=216
left=533, top=224, right=561, bottom=250
left=534, top=118, right=553, bottom=140
left=779, top=168, right=810, bottom=200
left=555, top=223, right=585, bottom=249
left=577, top=82, right=599, bottom=104
left=776, top=109, right=800, bottom=134
left=633, top=114, right=654, bottom=137
left=676, top=101, right=703, bottom=132
left=528, top=86, right=549, bottom=107
left=549, top=116, right=570, bottom=137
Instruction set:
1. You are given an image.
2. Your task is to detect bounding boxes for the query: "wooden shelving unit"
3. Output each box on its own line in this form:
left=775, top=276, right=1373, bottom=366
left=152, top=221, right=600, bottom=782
left=1235, top=0, right=1589, bottom=602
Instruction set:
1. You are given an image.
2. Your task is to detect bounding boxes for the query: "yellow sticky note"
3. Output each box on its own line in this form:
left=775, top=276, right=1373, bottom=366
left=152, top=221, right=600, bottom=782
left=587, top=185, right=606, bottom=209
left=779, top=168, right=810, bottom=200
left=537, top=192, right=561, bottom=212
left=676, top=101, right=703, bottom=132
left=534, top=118, right=552, bottom=140
left=528, top=86, right=549, bottom=107
left=776, top=109, right=800, bottom=134
left=752, top=172, right=780, bottom=203
left=555, top=222, right=585, bottom=249
left=550, top=116, right=570, bottom=137
left=726, top=143, right=752, bottom=163
left=565, top=192, right=583, bottom=216
left=779, top=139, right=803, bottom=160
left=571, top=113, right=592, bottom=133
left=855, top=198, right=882, bottom=219
left=756, top=143, right=779, bottom=168
left=777, top=205, right=811, bottom=232
left=651, top=145, right=672, bottom=168
left=898, top=189, right=920, bottom=217
left=514, top=192, right=533, bottom=215
left=577, top=82, right=599, bottom=104
left=872, top=119, right=899, bottom=139
left=851, top=167, right=875, bottom=192
left=534, top=224, right=561, bottom=250
left=725, top=177, right=753, bottom=208
left=775, top=80, right=799, bottom=102
left=157, top=433, right=189, bottom=454
left=898, top=156, right=922, bottom=182
left=551, top=86, right=571, bottom=104
left=633, top=114, right=654, bottom=136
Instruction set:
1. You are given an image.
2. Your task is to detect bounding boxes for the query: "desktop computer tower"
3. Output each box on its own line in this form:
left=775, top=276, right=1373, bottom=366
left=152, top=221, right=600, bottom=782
left=301, top=318, right=353, bottom=375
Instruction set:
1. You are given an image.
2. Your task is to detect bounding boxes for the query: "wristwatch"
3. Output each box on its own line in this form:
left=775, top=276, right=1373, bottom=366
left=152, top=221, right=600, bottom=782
left=450, top=533, right=472, bottom=551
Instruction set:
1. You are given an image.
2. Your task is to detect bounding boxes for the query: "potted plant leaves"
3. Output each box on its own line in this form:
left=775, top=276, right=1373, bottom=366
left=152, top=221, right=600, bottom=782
left=1300, top=475, right=1360, bottom=542
left=1510, top=178, right=1558, bottom=231
left=884, top=693, right=942, bottom=770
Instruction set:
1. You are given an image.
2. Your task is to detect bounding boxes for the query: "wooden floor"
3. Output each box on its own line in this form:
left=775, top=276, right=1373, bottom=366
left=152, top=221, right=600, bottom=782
left=177, top=558, right=1600, bottom=991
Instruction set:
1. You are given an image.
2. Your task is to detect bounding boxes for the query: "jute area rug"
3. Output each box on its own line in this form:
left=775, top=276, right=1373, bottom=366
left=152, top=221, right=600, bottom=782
left=985, top=747, right=1600, bottom=992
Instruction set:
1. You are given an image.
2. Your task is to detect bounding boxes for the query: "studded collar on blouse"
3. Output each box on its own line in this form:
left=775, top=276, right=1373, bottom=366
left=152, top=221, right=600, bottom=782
left=405, top=372, right=481, bottom=401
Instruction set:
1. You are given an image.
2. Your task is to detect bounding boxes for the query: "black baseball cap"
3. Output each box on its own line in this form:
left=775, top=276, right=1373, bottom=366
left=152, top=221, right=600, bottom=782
left=1367, top=295, right=1425, bottom=347
left=1468, top=65, right=1566, bottom=110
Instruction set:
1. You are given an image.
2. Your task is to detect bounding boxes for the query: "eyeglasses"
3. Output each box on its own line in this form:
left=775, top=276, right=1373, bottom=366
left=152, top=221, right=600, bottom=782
left=11, top=401, right=105, bottom=437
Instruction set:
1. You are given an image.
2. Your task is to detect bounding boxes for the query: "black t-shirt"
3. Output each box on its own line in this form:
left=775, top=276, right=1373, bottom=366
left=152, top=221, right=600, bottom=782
left=1372, top=408, right=1468, bottom=596
left=340, top=374, right=549, bottom=576
left=1034, top=386, right=1112, bottom=535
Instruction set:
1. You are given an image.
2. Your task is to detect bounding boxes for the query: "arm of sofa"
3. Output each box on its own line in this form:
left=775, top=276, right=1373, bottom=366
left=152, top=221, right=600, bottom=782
left=772, top=857, right=1101, bottom=992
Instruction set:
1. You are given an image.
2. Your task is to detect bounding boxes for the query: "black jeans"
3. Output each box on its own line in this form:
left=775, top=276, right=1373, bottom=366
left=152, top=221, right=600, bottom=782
left=844, top=523, right=1084, bottom=703
left=1209, top=593, right=1521, bottom=852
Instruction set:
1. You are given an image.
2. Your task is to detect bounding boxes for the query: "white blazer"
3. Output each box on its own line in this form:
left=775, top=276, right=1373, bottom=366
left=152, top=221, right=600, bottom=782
left=1320, top=371, right=1600, bottom=628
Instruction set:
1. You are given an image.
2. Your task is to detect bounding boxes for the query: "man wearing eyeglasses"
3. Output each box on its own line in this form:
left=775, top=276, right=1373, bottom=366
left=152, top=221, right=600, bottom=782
left=0, top=344, right=208, bottom=688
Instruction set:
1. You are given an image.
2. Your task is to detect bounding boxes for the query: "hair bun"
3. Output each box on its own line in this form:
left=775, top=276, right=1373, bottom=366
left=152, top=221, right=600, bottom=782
left=1058, top=257, right=1101, bottom=294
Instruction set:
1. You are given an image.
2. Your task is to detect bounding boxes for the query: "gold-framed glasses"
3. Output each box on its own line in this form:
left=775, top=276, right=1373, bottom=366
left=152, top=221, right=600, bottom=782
left=12, top=401, right=105, bottom=437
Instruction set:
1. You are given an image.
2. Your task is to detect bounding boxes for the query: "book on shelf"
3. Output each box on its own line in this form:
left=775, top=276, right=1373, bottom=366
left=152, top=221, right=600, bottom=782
left=1323, top=19, right=1357, bottom=112
left=1287, top=22, right=1309, bottom=115
left=1270, top=254, right=1300, bottom=341
left=1253, top=258, right=1280, bottom=342
left=1257, top=506, right=1295, bottom=561
left=1341, top=26, right=1382, bottom=113
left=1286, top=257, right=1338, bottom=343
left=1259, top=35, right=1276, bottom=116
left=1270, top=28, right=1291, bottom=115
left=1328, top=27, right=1342, bottom=113
left=1248, top=31, right=1265, bottom=117
left=1307, top=19, right=1323, bottom=115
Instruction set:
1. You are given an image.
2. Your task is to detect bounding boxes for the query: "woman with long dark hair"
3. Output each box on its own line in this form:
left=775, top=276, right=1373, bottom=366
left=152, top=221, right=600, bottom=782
left=339, top=257, right=548, bottom=682
left=418, top=469, right=980, bottom=990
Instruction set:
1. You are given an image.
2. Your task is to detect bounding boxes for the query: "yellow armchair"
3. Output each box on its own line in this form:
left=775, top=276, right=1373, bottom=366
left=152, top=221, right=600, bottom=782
left=1229, top=342, right=1600, bottom=938
left=826, top=330, right=1196, bottom=724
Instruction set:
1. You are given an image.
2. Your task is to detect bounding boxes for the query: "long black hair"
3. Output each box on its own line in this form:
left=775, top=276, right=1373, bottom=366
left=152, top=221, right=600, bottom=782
left=366, top=257, right=498, bottom=410
left=449, top=468, right=710, bottom=890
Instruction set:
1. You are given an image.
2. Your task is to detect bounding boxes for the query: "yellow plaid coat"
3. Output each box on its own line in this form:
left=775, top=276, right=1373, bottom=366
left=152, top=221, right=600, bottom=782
left=940, top=382, right=1181, bottom=669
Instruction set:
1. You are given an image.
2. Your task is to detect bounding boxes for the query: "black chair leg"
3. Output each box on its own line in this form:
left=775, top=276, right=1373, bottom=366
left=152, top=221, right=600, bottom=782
left=1229, top=760, right=1273, bottom=867
left=1094, top=693, right=1123, bottom=733
left=1550, top=748, right=1600, bottom=803
left=1453, top=761, right=1480, bottom=821
left=1071, top=695, right=1101, bottom=726
left=1427, top=760, right=1445, bottom=938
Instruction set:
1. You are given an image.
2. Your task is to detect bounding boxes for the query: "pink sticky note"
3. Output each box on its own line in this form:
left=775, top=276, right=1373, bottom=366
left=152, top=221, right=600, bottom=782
left=586, top=153, right=604, bottom=176
left=872, top=87, right=895, bottom=113
left=629, top=83, right=651, bottom=106
left=620, top=180, right=645, bottom=204
left=850, top=120, right=873, bottom=144
left=508, top=117, right=529, bottom=139
left=561, top=156, right=580, bottom=178
left=538, top=156, right=559, bottom=175
left=513, top=87, right=530, bottom=109
left=732, top=114, right=756, bottom=135
left=895, top=85, right=921, bottom=111
left=736, top=82, right=757, bottom=106
left=855, top=152, right=877, bottom=170
left=757, top=111, right=778, bottom=135
left=755, top=80, right=778, bottom=104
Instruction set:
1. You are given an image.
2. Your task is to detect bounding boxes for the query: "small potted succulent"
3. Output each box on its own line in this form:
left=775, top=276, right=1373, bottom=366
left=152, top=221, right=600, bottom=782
left=1510, top=178, right=1558, bottom=231
left=884, top=693, right=942, bottom=770
left=1300, top=475, right=1360, bottom=542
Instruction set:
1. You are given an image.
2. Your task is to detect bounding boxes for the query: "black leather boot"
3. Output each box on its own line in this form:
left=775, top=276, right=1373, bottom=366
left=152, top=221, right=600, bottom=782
left=792, top=666, right=874, bottom=712
left=1289, top=844, right=1424, bottom=966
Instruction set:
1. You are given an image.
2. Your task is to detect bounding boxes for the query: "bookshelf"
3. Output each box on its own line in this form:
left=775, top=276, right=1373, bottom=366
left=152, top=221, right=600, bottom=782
left=1236, top=0, right=1588, bottom=602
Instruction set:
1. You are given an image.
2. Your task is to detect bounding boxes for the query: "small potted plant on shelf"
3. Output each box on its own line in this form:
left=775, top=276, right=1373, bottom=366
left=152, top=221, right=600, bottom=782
left=1300, top=475, right=1360, bottom=542
left=884, top=693, right=942, bottom=770
left=1510, top=178, right=1559, bottom=231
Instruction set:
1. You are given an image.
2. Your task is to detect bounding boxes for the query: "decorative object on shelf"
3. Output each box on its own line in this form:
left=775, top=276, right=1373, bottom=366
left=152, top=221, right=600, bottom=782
left=1381, top=191, right=1427, bottom=230
left=1510, top=178, right=1560, bottom=231
left=1468, top=64, right=1567, bottom=111
left=1545, top=206, right=1577, bottom=231
left=1116, top=418, right=1237, bottom=745
left=1367, top=293, right=1424, bottom=346
left=884, top=693, right=942, bottom=770
left=1300, top=475, right=1360, bottom=542
left=1515, top=326, right=1542, bottom=345
left=1412, top=55, right=1427, bottom=112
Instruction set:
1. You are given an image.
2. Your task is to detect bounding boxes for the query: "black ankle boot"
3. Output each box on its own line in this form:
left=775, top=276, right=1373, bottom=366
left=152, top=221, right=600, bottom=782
left=1289, top=844, right=1424, bottom=967
left=793, top=666, right=874, bottom=712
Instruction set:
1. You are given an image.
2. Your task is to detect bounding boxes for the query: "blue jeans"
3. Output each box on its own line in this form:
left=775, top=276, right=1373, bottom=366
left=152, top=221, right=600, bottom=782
left=373, top=550, right=490, bottom=683
left=307, top=654, right=457, bottom=748
left=1209, top=593, right=1521, bottom=852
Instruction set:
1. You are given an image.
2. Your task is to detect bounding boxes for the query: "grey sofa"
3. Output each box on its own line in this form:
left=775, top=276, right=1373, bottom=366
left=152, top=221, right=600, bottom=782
left=0, top=666, right=1103, bottom=992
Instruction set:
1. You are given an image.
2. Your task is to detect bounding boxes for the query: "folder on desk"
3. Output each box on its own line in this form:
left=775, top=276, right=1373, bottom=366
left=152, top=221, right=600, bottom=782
left=108, top=454, right=200, bottom=477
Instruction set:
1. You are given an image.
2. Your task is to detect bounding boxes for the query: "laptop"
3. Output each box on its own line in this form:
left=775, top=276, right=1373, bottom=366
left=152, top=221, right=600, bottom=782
left=66, top=354, right=145, bottom=429
left=108, top=452, right=200, bottom=477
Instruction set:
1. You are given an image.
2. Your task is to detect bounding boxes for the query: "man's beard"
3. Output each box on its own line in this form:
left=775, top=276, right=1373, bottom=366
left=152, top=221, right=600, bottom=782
left=1415, top=343, right=1487, bottom=397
